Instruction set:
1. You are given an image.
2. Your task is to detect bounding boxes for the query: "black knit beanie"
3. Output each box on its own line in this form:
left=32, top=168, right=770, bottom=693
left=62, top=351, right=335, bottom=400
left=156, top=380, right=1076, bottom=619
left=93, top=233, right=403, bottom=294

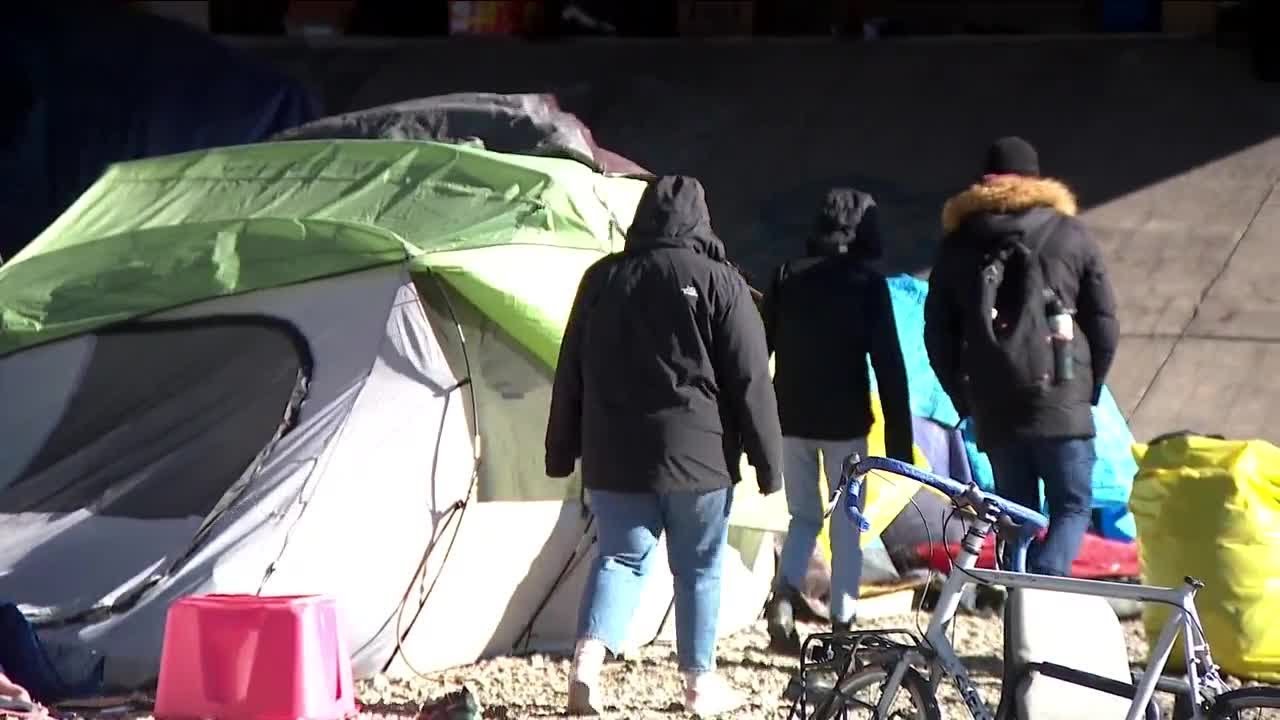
left=984, top=136, right=1040, bottom=177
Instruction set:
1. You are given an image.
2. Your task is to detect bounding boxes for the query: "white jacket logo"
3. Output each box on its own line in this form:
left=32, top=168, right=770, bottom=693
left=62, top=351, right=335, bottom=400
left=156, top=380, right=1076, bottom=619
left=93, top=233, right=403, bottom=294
left=681, top=285, right=698, bottom=298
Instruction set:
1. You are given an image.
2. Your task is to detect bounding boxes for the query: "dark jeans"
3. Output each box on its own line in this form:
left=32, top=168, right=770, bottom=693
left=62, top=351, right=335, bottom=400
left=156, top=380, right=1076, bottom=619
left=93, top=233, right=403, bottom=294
left=987, top=437, right=1096, bottom=576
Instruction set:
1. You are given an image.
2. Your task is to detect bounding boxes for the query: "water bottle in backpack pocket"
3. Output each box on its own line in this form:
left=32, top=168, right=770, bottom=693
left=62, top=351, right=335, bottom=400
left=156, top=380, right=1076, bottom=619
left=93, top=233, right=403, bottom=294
left=1046, top=293, right=1074, bottom=383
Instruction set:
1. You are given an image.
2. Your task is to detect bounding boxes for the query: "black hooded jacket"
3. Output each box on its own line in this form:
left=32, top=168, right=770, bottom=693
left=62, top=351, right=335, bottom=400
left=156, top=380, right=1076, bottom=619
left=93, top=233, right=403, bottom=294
left=759, top=189, right=914, bottom=462
left=545, top=176, right=784, bottom=495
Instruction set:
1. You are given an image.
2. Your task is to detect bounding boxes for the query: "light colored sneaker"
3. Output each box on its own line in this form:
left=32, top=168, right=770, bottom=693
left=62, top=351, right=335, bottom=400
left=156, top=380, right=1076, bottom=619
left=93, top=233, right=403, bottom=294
left=566, top=639, right=607, bottom=716
left=682, top=671, right=747, bottom=717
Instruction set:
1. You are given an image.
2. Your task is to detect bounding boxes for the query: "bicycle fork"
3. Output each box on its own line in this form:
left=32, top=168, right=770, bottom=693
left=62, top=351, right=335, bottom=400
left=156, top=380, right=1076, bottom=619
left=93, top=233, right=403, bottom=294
left=934, top=651, right=996, bottom=720
left=953, top=674, right=995, bottom=720
left=874, top=650, right=995, bottom=720
left=875, top=659, right=913, bottom=718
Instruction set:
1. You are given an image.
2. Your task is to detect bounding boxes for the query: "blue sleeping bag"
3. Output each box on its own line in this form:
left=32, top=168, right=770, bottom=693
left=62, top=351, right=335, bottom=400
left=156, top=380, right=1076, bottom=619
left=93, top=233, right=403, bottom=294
left=867, top=274, right=1138, bottom=541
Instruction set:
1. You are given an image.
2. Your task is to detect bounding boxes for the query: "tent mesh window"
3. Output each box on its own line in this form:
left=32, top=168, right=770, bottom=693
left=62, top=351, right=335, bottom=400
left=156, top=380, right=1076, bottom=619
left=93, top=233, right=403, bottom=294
left=414, top=274, right=580, bottom=503
left=0, top=318, right=311, bottom=518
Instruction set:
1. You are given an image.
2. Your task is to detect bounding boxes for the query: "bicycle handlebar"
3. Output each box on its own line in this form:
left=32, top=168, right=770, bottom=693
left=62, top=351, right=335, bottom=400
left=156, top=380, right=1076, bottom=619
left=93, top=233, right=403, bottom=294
left=833, top=455, right=1049, bottom=535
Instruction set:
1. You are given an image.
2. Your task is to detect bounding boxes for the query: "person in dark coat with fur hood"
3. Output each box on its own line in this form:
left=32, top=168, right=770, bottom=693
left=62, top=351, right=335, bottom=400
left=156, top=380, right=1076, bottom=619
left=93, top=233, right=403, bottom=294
left=546, top=175, right=784, bottom=717
left=758, top=188, right=914, bottom=651
left=924, top=137, right=1119, bottom=577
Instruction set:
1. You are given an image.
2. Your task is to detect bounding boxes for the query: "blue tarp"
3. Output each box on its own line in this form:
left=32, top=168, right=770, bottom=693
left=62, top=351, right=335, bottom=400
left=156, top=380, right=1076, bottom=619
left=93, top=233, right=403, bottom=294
left=0, top=6, right=319, bottom=260
left=868, top=274, right=1139, bottom=540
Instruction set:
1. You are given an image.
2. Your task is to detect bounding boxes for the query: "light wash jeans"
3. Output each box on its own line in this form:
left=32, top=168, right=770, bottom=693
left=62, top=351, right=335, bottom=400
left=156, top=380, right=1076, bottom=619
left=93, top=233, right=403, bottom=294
left=577, top=487, right=733, bottom=673
left=777, top=436, right=868, bottom=625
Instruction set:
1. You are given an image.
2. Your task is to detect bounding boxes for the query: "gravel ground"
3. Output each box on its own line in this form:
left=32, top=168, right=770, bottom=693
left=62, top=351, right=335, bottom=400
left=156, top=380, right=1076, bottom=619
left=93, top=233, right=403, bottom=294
left=51, top=609, right=1273, bottom=720
left=354, top=611, right=1185, bottom=719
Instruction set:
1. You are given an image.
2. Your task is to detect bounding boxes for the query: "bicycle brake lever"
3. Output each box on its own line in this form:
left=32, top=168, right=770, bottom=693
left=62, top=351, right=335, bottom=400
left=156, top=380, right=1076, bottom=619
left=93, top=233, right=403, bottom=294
left=961, top=483, right=986, bottom=508
left=842, top=474, right=873, bottom=532
left=842, top=452, right=862, bottom=480
left=823, top=480, right=842, bottom=519
left=995, top=513, right=1022, bottom=532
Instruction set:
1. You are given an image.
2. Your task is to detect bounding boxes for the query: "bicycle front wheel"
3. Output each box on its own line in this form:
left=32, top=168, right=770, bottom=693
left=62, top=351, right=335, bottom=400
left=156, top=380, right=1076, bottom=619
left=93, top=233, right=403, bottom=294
left=1209, top=685, right=1280, bottom=720
left=812, top=665, right=942, bottom=720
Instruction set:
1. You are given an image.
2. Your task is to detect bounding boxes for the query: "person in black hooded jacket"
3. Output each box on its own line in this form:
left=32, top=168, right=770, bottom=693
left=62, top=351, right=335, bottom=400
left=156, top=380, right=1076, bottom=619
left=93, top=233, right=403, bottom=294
left=545, top=175, right=783, bottom=717
left=757, top=188, right=913, bottom=652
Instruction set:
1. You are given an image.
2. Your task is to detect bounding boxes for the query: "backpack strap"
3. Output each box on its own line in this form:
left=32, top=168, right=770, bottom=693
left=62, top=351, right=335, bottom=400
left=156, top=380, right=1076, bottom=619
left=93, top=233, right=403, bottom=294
left=766, top=261, right=789, bottom=332
left=1021, top=211, right=1064, bottom=273
left=1026, top=214, right=1076, bottom=315
left=772, top=262, right=790, bottom=298
left=980, top=212, right=1065, bottom=312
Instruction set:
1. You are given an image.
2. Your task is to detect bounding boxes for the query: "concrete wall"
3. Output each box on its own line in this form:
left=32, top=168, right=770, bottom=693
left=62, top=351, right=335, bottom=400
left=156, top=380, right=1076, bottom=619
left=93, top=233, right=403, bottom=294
left=239, top=36, right=1280, bottom=443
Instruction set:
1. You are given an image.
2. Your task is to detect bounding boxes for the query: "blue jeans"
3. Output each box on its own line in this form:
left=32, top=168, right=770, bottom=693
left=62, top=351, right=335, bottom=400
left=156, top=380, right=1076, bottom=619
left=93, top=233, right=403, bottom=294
left=577, top=487, right=733, bottom=673
left=777, top=436, right=868, bottom=625
left=987, top=437, right=1096, bottom=576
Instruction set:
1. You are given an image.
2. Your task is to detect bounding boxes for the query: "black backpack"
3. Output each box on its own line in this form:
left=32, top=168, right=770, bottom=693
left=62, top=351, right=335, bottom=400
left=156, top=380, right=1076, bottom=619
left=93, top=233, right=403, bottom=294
left=964, top=226, right=1058, bottom=400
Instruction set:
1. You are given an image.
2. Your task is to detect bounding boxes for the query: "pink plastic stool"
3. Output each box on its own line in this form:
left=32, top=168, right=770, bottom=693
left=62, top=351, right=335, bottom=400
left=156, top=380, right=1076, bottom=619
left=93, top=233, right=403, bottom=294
left=154, top=594, right=356, bottom=720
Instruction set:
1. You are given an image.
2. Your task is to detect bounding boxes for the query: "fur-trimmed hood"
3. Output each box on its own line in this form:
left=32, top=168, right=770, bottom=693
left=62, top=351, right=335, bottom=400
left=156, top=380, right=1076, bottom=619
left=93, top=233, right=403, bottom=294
left=941, top=176, right=1078, bottom=235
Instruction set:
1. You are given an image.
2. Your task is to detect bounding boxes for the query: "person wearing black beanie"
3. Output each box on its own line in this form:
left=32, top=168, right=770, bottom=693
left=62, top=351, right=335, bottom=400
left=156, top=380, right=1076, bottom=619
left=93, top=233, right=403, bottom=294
left=923, top=137, right=1120, bottom=577
left=984, top=136, right=1041, bottom=178
left=759, top=188, right=913, bottom=650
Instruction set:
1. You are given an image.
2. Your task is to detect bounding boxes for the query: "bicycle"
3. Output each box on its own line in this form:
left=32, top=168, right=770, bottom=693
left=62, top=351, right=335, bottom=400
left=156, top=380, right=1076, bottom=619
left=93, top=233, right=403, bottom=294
left=784, top=454, right=1280, bottom=720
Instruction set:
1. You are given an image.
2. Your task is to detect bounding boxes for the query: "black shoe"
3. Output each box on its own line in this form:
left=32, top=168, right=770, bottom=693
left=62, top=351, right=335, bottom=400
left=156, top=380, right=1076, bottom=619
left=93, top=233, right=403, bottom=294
left=828, top=620, right=858, bottom=678
left=766, top=585, right=802, bottom=654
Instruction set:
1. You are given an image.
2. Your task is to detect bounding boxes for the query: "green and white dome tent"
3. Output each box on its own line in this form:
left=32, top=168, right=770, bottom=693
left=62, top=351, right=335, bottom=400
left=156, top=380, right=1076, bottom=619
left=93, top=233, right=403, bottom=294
left=0, top=139, right=784, bottom=688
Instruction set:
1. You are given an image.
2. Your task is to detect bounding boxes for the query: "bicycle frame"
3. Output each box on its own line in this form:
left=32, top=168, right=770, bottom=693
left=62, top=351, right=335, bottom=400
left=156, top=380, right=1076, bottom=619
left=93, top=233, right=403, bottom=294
left=873, top=512, right=1228, bottom=720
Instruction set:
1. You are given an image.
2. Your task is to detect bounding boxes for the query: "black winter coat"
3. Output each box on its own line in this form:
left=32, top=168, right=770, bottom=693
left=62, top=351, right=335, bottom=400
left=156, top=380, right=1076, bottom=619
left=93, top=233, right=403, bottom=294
left=924, top=176, right=1120, bottom=450
left=545, top=176, right=784, bottom=496
left=758, top=189, right=914, bottom=462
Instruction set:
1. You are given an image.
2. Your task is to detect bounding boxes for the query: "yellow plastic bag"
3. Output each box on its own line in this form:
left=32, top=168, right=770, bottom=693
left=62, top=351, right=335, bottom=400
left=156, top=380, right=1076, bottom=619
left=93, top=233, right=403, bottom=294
left=1129, top=435, right=1280, bottom=682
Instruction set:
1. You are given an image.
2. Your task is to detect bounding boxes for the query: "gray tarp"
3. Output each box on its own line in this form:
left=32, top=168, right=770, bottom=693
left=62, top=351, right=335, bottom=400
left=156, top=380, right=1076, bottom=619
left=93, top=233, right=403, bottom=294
left=273, top=92, right=649, bottom=176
